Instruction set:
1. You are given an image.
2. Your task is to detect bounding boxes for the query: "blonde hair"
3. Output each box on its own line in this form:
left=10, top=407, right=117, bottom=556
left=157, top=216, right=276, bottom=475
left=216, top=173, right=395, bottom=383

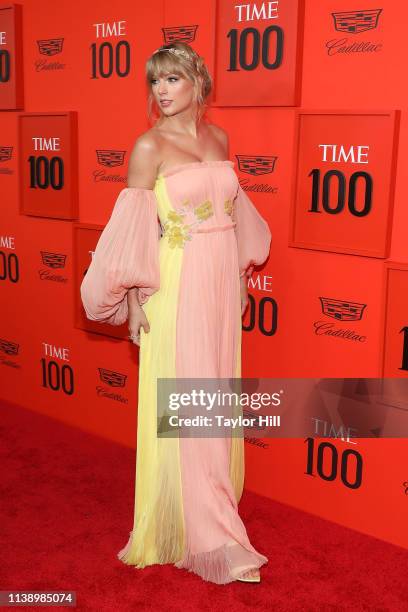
left=145, top=42, right=213, bottom=127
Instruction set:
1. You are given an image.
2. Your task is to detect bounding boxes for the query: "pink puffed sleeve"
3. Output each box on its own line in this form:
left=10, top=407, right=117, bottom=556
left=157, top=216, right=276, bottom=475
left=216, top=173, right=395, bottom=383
left=80, top=187, right=160, bottom=326
left=233, top=184, right=272, bottom=278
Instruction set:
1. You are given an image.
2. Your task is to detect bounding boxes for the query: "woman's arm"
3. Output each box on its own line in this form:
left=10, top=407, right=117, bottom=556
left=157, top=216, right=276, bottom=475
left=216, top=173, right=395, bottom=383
left=127, top=131, right=161, bottom=189
left=127, top=287, right=142, bottom=313
left=125, top=133, right=161, bottom=340
left=240, top=275, right=249, bottom=316
left=210, top=125, right=252, bottom=315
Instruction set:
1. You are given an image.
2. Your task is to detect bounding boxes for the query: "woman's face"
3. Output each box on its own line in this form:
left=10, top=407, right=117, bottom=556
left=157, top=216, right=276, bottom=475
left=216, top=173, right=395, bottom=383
left=151, top=72, right=196, bottom=117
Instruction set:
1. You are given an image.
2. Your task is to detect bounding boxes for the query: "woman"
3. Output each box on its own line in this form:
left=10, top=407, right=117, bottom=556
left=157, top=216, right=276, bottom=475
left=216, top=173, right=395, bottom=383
left=80, top=42, right=271, bottom=584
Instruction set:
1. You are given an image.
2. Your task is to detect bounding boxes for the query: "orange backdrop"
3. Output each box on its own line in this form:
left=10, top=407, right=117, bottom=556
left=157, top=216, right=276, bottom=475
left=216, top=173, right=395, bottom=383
left=1, top=0, right=407, bottom=551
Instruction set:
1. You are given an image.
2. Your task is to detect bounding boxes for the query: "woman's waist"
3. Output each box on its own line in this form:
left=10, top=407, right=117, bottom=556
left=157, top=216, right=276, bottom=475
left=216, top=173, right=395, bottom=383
left=190, top=222, right=236, bottom=234
left=160, top=219, right=236, bottom=249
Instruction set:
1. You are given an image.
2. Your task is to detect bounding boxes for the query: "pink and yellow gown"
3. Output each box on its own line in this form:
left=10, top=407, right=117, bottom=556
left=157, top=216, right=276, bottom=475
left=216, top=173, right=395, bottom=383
left=80, top=159, right=272, bottom=584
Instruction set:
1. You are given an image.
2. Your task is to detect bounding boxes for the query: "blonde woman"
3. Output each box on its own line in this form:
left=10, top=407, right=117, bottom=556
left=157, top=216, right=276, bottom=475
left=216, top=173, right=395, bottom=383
left=80, top=42, right=271, bottom=584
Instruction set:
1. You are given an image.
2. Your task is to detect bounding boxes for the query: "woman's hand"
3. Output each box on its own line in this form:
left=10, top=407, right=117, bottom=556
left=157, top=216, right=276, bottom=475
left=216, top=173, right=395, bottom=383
left=127, top=288, right=150, bottom=346
left=128, top=306, right=150, bottom=346
left=240, top=276, right=249, bottom=316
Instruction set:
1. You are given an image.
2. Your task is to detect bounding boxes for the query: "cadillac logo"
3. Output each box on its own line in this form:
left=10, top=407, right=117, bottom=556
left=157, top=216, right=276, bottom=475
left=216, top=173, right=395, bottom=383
left=40, top=251, right=67, bottom=269
left=320, top=297, right=367, bottom=321
left=98, top=368, right=127, bottom=387
left=0, top=339, right=19, bottom=355
left=161, top=25, right=198, bottom=44
left=332, top=9, right=382, bottom=34
left=96, top=150, right=126, bottom=167
left=37, top=38, right=64, bottom=55
left=0, top=146, right=13, bottom=162
left=236, top=155, right=277, bottom=176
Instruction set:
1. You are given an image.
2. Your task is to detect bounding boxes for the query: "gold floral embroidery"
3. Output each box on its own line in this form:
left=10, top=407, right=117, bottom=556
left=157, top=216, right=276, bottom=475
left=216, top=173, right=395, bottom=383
left=194, top=200, right=213, bottom=221
left=224, top=198, right=234, bottom=216
left=163, top=220, right=192, bottom=248
left=163, top=198, right=215, bottom=248
left=167, top=210, right=184, bottom=224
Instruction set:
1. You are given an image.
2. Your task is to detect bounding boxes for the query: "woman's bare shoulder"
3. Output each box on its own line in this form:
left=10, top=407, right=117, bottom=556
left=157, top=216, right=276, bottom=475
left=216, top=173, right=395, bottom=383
left=206, top=123, right=229, bottom=156
left=127, top=129, right=162, bottom=189
left=132, top=127, right=162, bottom=153
left=207, top=122, right=228, bottom=139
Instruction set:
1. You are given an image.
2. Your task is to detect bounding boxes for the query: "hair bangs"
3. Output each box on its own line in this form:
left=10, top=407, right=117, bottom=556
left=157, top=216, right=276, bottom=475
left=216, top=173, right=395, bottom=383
left=146, top=52, right=188, bottom=83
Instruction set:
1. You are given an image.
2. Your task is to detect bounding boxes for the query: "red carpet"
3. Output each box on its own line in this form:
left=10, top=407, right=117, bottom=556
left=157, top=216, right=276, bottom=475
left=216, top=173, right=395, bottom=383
left=1, top=399, right=408, bottom=611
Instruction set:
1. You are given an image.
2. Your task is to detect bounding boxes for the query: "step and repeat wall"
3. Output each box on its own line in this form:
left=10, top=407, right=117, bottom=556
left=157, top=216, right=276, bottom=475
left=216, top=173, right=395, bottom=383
left=1, top=0, right=408, bottom=550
